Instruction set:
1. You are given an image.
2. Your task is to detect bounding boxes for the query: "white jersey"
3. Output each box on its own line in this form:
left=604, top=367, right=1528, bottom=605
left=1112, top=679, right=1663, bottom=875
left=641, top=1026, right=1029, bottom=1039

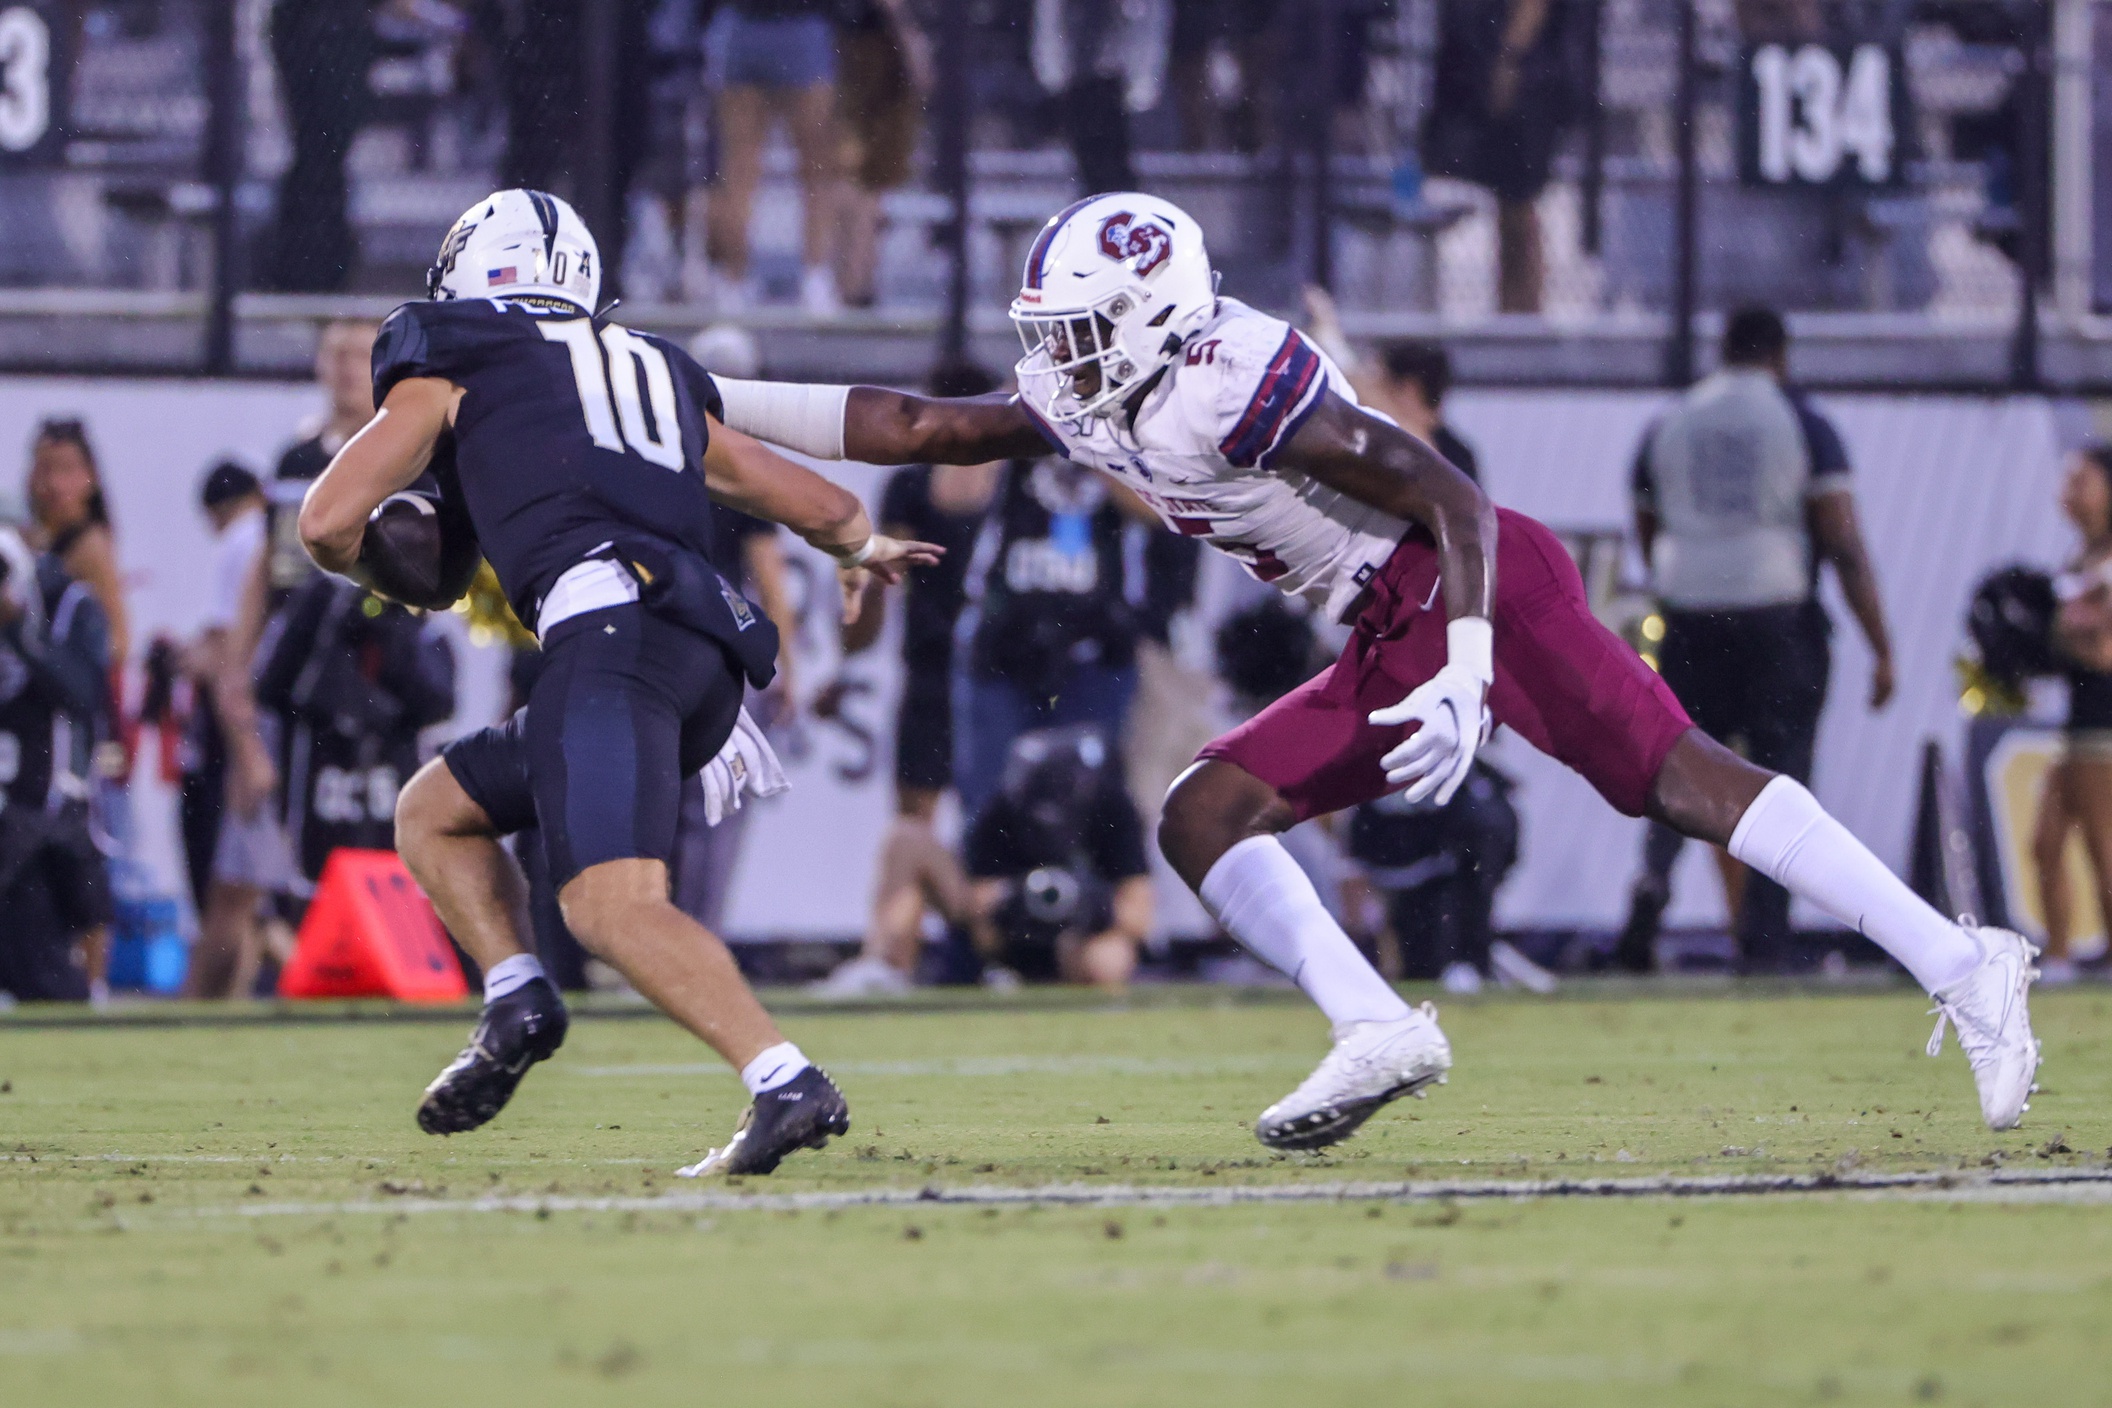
left=1019, top=298, right=1408, bottom=622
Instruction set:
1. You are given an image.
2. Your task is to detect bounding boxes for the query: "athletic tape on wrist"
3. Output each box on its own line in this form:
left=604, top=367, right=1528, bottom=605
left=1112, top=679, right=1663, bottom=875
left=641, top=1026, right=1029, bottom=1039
left=1447, top=616, right=1494, bottom=685
left=714, top=379, right=850, bottom=461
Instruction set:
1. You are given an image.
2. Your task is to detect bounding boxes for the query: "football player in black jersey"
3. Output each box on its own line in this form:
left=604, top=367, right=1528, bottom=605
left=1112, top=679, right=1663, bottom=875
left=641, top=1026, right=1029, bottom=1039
left=298, top=190, right=939, bottom=1176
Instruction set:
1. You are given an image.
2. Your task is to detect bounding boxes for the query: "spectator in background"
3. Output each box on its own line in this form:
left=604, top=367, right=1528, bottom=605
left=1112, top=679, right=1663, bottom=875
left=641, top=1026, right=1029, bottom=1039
left=0, top=513, right=113, bottom=1003
left=703, top=0, right=846, bottom=315
left=266, top=0, right=377, bottom=291
left=954, top=456, right=1140, bottom=822
left=266, top=320, right=380, bottom=605
left=183, top=465, right=284, bottom=1000
left=1619, top=307, right=1894, bottom=974
left=812, top=363, right=1002, bottom=997
left=1031, top=0, right=1172, bottom=194
left=1167, top=0, right=1278, bottom=153
left=479, top=1, right=652, bottom=296
left=26, top=419, right=129, bottom=676
left=26, top=418, right=130, bottom=998
left=1368, top=342, right=1479, bottom=482
left=1423, top=0, right=1578, bottom=314
left=965, top=726, right=1151, bottom=991
left=832, top=0, right=930, bottom=309
left=2031, top=444, right=2112, bottom=984
left=1302, top=289, right=1479, bottom=481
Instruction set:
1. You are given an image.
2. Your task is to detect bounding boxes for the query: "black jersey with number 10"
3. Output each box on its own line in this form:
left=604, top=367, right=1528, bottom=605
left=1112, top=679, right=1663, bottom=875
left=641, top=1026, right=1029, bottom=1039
left=371, top=296, right=728, bottom=628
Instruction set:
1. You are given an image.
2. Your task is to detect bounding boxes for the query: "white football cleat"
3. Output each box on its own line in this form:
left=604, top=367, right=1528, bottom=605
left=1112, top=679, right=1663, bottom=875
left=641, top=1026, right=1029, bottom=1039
left=1255, top=1004, right=1452, bottom=1151
left=807, top=955, right=914, bottom=999
left=1926, top=925, right=2042, bottom=1131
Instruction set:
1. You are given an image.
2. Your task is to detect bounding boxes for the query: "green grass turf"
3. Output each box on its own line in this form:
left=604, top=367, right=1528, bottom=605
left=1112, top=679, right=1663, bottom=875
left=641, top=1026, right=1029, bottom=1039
left=3, top=985, right=2110, bottom=1406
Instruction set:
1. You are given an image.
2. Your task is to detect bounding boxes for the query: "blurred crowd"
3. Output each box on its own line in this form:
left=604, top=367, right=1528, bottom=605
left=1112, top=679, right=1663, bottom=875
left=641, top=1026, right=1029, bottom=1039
left=0, top=317, right=460, bottom=1004
left=260, top=0, right=1597, bottom=312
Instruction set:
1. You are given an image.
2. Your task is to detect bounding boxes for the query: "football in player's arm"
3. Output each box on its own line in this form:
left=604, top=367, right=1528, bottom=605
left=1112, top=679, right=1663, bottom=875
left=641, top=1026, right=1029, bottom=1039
left=298, top=380, right=934, bottom=629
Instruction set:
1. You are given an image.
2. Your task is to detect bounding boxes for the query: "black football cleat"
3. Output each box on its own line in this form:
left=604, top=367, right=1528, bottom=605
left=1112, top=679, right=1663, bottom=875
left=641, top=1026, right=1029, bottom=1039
left=675, top=1066, right=850, bottom=1177
left=416, top=978, right=569, bottom=1135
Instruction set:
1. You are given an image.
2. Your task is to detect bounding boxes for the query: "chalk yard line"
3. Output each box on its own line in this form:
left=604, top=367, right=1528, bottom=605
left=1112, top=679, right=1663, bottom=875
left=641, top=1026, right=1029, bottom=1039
left=187, top=1167, right=2112, bottom=1219
left=571, top=1054, right=1310, bottom=1079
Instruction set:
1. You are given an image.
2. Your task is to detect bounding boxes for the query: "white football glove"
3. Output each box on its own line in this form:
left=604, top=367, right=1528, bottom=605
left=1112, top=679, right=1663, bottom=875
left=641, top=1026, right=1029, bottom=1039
left=698, top=708, right=790, bottom=826
left=1367, top=617, right=1494, bottom=807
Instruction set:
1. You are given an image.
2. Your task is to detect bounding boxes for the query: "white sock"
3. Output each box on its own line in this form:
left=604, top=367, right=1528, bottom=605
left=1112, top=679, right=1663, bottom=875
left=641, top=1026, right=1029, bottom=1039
left=1728, top=777, right=1982, bottom=993
left=740, top=1041, right=810, bottom=1096
left=482, top=953, right=546, bottom=1005
left=1200, top=836, right=1412, bottom=1029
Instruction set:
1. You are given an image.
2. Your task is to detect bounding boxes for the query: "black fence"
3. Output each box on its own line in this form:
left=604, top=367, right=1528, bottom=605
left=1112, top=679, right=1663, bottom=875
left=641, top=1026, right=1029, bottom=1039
left=0, top=1, right=2104, bottom=389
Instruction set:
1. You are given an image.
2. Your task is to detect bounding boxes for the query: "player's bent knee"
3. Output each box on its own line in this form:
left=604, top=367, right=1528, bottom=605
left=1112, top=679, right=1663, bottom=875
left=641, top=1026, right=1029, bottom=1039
left=556, top=858, right=679, bottom=956
left=1645, top=729, right=1777, bottom=848
left=1158, top=760, right=1297, bottom=889
left=394, top=757, right=490, bottom=854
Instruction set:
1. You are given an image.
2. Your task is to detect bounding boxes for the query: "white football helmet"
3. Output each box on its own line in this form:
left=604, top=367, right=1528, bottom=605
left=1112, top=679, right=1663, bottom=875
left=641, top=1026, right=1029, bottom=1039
left=1010, top=192, right=1216, bottom=420
left=427, top=189, right=600, bottom=310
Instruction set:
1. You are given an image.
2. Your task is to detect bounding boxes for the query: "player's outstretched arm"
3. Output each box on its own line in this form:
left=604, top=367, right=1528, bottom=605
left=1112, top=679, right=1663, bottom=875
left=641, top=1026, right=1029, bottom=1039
left=298, top=376, right=457, bottom=573
left=1277, top=390, right=1501, bottom=806
left=702, top=416, right=944, bottom=623
left=714, top=378, right=1051, bottom=466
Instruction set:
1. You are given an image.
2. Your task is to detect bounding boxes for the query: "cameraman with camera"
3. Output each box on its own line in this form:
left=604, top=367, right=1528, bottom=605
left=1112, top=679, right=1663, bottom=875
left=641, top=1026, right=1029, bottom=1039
left=963, top=726, right=1152, bottom=991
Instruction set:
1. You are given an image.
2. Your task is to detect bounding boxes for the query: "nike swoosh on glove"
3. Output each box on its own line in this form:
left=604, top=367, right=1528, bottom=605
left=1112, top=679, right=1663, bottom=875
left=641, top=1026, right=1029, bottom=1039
left=699, top=707, right=792, bottom=826
left=1367, top=618, right=1494, bottom=807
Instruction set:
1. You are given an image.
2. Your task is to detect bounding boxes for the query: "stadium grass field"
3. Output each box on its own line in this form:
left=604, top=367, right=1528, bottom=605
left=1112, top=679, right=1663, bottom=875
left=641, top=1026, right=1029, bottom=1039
left=4, top=983, right=2111, bottom=1406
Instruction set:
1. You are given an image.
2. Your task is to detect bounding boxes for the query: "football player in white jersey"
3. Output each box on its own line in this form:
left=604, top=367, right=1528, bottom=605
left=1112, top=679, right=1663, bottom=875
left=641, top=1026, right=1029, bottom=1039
left=712, top=192, right=2042, bottom=1148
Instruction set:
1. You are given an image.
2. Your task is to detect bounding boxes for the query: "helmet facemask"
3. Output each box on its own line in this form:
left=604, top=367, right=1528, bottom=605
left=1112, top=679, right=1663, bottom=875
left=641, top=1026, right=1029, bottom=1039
left=1014, top=292, right=1173, bottom=421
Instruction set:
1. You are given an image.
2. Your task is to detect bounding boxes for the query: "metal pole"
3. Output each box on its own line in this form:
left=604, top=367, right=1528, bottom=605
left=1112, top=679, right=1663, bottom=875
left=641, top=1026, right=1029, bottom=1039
left=2050, top=0, right=2092, bottom=321
left=1581, top=0, right=1605, bottom=256
left=1665, top=0, right=1698, bottom=387
left=936, top=0, right=970, bottom=366
left=201, top=0, right=241, bottom=375
left=2010, top=0, right=2049, bottom=390
left=1312, top=0, right=1339, bottom=289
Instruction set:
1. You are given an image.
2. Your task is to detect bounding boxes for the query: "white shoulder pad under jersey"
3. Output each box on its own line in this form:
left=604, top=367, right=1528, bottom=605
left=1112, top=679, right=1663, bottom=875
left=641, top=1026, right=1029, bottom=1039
left=1020, top=298, right=1409, bottom=622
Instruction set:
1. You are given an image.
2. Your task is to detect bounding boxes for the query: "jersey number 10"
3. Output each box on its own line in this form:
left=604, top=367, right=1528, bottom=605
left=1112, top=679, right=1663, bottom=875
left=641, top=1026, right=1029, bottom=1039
left=540, top=320, right=687, bottom=471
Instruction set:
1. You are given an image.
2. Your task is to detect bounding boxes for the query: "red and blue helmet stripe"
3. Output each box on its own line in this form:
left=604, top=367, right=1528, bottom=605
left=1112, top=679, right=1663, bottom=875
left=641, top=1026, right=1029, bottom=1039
left=1021, top=196, right=1101, bottom=292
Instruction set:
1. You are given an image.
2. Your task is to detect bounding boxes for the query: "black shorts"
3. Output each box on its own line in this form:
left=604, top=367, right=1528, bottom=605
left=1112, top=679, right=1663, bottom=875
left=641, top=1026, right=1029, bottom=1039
left=1659, top=602, right=1830, bottom=779
left=0, top=803, right=106, bottom=1002
left=443, top=603, right=745, bottom=890
left=41, top=804, right=113, bottom=934
left=894, top=668, right=954, bottom=793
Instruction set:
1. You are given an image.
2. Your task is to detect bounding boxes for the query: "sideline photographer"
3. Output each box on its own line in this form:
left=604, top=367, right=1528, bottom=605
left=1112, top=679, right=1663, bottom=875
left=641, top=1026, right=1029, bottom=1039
left=963, top=726, right=1151, bottom=991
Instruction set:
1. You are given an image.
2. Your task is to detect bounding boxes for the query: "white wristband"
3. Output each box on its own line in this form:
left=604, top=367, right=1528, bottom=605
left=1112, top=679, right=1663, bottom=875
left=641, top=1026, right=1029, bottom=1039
left=1447, top=616, right=1494, bottom=685
left=843, top=537, right=879, bottom=567
left=714, top=378, right=851, bottom=461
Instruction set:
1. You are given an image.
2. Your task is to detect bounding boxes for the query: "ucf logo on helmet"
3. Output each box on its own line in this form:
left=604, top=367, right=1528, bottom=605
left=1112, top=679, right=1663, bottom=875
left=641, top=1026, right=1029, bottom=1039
left=1097, top=212, right=1173, bottom=278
